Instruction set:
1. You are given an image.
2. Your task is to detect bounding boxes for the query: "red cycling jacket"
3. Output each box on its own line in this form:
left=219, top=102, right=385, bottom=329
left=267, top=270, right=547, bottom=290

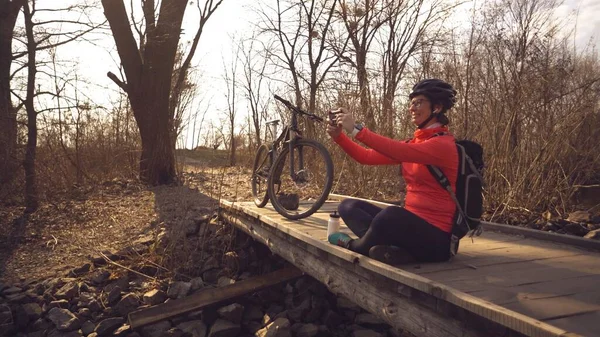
left=333, top=126, right=458, bottom=233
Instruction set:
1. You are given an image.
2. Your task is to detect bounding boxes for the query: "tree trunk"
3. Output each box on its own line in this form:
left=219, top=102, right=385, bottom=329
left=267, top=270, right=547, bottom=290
left=0, top=0, right=24, bottom=190
left=23, top=2, right=38, bottom=212
left=102, top=0, right=187, bottom=185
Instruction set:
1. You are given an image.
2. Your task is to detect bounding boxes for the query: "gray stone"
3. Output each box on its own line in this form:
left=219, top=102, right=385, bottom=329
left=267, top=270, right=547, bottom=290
left=88, top=299, right=102, bottom=313
left=113, top=324, right=131, bottom=336
left=585, top=228, right=600, bottom=240
left=354, top=313, right=385, bottom=325
left=190, top=277, right=204, bottom=291
left=351, top=329, right=383, bottom=337
left=217, top=303, right=244, bottom=324
left=107, top=285, right=122, bottom=305
left=47, top=329, right=82, bottom=337
left=77, top=292, right=95, bottom=307
left=2, top=286, right=22, bottom=295
left=177, top=320, right=207, bottom=337
left=47, top=307, right=81, bottom=331
left=165, top=328, right=185, bottom=337
left=295, top=323, right=319, bottom=337
left=32, top=317, right=52, bottom=331
left=167, top=282, right=191, bottom=299
left=81, top=320, right=95, bottom=335
left=255, top=317, right=291, bottom=337
left=26, top=331, right=44, bottom=337
left=143, top=289, right=167, bottom=306
left=115, top=293, right=140, bottom=316
left=217, top=277, right=235, bottom=288
left=78, top=307, right=92, bottom=318
left=207, top=319, right=240, bottom=337
left=70, top=263, right=91, bottom=277
left=140, top=320, right=172, bottom=337
left=567, top=211, right=591, bottom=223
left=89, top=270, right=111, bottom=285
left=242, top=304, right=263, bottom=322
left=22, top=303, right=42, bottom=321
left=95, top=317, right=125, bottom=336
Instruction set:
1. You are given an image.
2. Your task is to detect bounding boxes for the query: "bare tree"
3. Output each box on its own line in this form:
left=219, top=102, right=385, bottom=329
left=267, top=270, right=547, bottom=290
left=223, top=42, right=239, bottom=166
left=101, top=0, right=223, bottom=184
left=338, top=0, right=388, bottom=128
left=239, top=36, right=270, bottom=147
left=0, top=0, right=26, bottom=192
left=379, top=0, right=450, bottom=137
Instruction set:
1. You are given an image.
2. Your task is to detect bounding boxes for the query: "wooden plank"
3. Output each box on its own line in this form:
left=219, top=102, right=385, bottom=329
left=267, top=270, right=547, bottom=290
left=420, top=254, right=592, bottom=284
left=502, top=290, right=600, bottom=321
left=220, top=210, right=485, bottom=337
left=220, top=201, right=574, bottom=337
left=482, top=221, right=600, bottom=253
left=467, top=274, right=600, bottom=304
left=127, top=266, right=304, bottom=329
left=543, top=310, right=600, bottom=337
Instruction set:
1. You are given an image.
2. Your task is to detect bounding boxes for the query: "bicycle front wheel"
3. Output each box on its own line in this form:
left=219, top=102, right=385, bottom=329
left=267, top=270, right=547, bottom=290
left=267, top=139, right=334, bottom=220
left=251, top=144, right=272, bottom=207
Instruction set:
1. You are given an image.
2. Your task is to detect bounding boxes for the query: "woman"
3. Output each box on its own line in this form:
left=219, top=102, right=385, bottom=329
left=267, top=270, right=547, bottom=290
left=326, top=79, right=459, bottom=264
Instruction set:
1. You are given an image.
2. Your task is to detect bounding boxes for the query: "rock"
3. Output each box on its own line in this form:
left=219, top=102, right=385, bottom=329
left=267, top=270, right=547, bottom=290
left=351, top=329, right=383, bottom=337
left=242, top=304, right=263, bottom=322
left=354, top=313, right=384, bottom=325
left=190, top=277, right=204, bottom=291
left=167, top=282, right=191, bottom=299
left=22, top=303, right=42, bottom=321
left=165, top=328, right=185, bottom=337
left=70, top=263, right=91, bottom=277
left=47, top=329, right=82, bottom=337
left=107, top=285, right=122, bottom=305
left=295, top=323, right=319, bottom=337
left=567, top=211, right=591, bottom=223
left=3, top=286, right=22, bottom=296
left=563, top=222, right=589, bottom=236
left=255, top=317, right=291, bottom=337
left=323, top=310, right=344, bottom=328
left=591, top=215, right=600, bottom=224
left=202, top=270, right=221, bottom=284
left=95, top=317, right=125, bottom=336
left=143, top=289, right=168, bottom=306
left=177, top=320, right=207, bottom=337
left=88, top=299, right=102, bottom=313
left=81, top=320, right=95, bottom=335
left=217, top=277, right=235, bottom=288
left=47, top=307, right=81, bottom=331
left=217, top=303, right=244, bottom=324
left=32, top=317, right=53, bottom=331
left=207, top=319, right=240, bottom=337
left=105, top=276, right=129, bottom=293
left=112, top=324, right=131, bottom=336
left=26, top=330, right=44, bottom=337
left=115, top=293, right=140, bottom=316
left=140, top=320, right=172, bottom=337
left=89, top=270, right=111, bottom=285
left=77, top=292, right=95, bottom=307
left=585, top=229, right=600, bottom=240
left=77, top=307, right=92, bottom=319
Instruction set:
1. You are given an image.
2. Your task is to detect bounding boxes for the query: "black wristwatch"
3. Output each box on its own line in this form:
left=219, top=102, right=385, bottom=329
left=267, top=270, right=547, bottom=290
left=351, top=123, right=364, bottom=137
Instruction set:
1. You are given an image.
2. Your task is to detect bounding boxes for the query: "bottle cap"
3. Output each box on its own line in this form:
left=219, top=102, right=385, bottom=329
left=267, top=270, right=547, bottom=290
left=330, top=211, right=340, bottom=218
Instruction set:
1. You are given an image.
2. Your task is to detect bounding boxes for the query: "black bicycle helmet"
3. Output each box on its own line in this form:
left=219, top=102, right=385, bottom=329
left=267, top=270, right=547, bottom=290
left=409, top=79, right=457, bottom=128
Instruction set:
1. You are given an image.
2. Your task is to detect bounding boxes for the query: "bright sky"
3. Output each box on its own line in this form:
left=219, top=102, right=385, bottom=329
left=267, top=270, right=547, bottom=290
left=19, top=0, right=600, bottom=149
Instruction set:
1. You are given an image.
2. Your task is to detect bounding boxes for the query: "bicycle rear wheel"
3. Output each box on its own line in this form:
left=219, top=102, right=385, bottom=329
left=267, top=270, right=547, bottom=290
left=251, top=144, right=272, bottom=207
left=267, top=139, right=334, bottom=220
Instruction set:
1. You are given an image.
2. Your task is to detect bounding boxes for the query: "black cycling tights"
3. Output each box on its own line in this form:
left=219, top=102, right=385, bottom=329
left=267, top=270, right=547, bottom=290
left=337, top=199, right=452, bottom=262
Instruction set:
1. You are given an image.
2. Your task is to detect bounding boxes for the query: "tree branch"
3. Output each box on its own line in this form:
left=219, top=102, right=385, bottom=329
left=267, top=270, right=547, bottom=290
left=107, top=71, right=129, bottom=93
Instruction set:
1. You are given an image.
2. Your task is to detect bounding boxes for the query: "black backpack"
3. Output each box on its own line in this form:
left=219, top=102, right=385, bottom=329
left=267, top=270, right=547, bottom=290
left=426, top=136, right=485, bottom=257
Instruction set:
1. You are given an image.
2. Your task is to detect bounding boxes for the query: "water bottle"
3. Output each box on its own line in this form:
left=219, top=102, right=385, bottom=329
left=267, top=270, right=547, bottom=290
left=327, top=211, right=341, bottom=237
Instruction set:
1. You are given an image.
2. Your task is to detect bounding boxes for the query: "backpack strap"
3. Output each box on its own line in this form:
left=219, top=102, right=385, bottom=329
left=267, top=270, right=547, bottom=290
left=426, top=144, right=482, bottom=257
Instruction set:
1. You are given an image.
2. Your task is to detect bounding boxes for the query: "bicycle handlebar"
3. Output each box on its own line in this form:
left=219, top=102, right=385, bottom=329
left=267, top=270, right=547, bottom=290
left=273, top=94, right=324, bottom=123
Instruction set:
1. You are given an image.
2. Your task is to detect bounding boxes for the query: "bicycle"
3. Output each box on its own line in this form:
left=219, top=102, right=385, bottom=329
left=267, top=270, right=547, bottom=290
left=251, top=94, right=334, bottom=220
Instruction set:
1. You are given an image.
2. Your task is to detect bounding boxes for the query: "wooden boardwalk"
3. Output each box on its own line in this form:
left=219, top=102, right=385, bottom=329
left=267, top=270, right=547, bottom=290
left=219, top=195, right=600, bottom=337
